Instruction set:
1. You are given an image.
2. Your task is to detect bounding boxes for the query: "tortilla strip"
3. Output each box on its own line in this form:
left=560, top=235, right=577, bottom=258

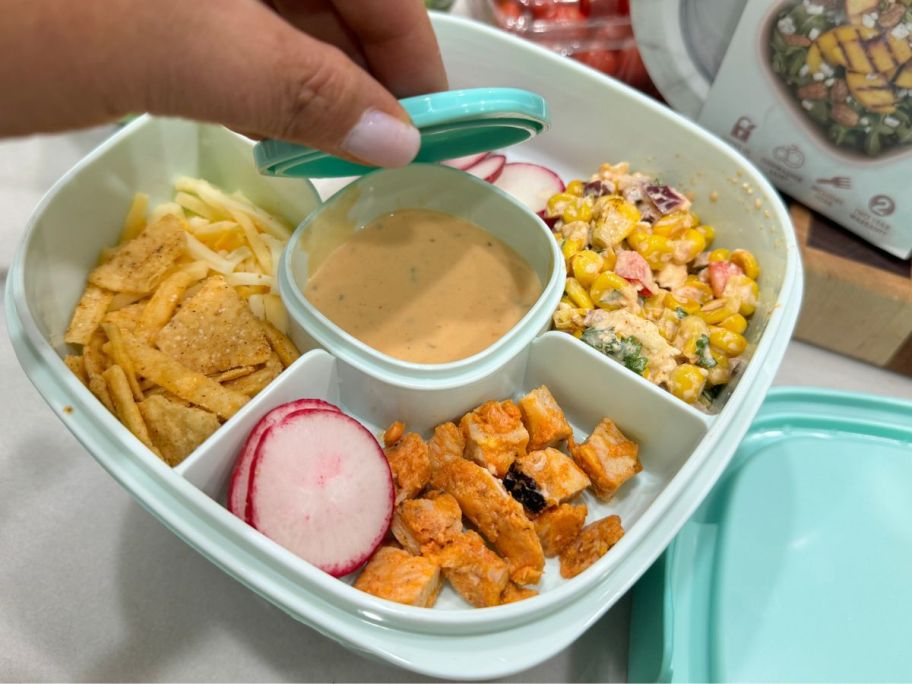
left=102, top=323, right=143, bottom=401
left=120, top=330, right=249, bottom=419
left=103, top=364, right=157, bottom=453
left=260, top=320, right=300, bottom=368
left=64, top=285, right=114, bottom=345
left=89, top=214, right=185, bottom=293
left=222, top=353, right=282, bottom=397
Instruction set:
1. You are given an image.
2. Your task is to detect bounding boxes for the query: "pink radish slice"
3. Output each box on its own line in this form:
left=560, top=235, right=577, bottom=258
left=228, top=398, right=341, bottom=522
left=493, top=162, right=565, bottom=215
left=441, top=152, right=490, bottom=170
left=249, top=410, right=394, bottom=577
left=464, top=154, right=506, bottom=182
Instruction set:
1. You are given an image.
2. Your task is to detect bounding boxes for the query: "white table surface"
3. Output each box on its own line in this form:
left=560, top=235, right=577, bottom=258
left=3, top=126, right=912, bottom=683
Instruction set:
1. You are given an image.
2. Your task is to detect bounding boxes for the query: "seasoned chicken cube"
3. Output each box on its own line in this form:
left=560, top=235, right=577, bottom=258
left=354, top=546, right=442, bottom=607
left=500, top=582, right=539, bottom=605
left=385, top=432, right=431, bottom=503
left=559, top=515, right=625, bottom=579
left=426, top=530, right=510, bottom=608
left=392, top=491, right=463, bottom=554
left=428, top=421, right=465, bottom=474
left=460, top=400, right=529, bottom=477
left=570, top=419, right=641, bottom=500
left=508, top=448, right=591, bottom=510
left=534, top=503, right=588, bottom=557
left=518, top=386, right=573, bottom=450
left=434, top=458, right=544, bottom=585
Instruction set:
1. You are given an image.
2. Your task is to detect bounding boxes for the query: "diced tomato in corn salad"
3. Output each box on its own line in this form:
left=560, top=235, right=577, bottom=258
left=548, top=162, right=760, bottom=409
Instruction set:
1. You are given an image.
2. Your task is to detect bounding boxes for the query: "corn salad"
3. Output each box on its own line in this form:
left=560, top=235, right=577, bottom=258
left=548, top=162, right=761, bottom=409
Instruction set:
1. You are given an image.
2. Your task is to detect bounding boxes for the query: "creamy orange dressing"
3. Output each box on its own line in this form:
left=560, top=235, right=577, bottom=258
left=304, top=209, right=541, bottom=364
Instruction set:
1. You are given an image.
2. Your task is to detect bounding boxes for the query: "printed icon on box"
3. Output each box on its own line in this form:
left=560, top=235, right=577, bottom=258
left=816, top=176, right=851, bottom=190
left=773, top=144, right=805, bottom=169
left=868, top=195, right=896, bottom=217
left=731, top=116, right=756, bottom=142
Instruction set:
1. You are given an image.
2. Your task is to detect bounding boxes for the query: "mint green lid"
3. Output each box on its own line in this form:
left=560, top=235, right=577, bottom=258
left=629, top=388, right=912, bottom=683
left=253, top=88, right=549, bottom=178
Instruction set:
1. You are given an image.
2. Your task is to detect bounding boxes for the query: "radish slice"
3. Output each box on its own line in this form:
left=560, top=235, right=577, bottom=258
left=228, top=398, right=341, bottom=522
left=441, top=152, right=490, bottom=170
left=464, top=154, right=506, bottom=183
left=249, top=410, right=394, bottom=577
left=493, top=163, right=565, bottom=214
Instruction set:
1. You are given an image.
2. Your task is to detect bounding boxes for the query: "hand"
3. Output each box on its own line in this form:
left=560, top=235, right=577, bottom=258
left=0, top=0, right=448, bottom=168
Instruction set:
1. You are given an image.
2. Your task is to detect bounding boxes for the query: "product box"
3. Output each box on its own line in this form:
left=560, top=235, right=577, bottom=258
left=790, top=199, right=912, bottom=374
left=698, top=0, right=912, bottom=259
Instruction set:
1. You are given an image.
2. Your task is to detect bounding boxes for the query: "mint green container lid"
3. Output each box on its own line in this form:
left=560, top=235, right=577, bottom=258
left=253, top=88, right=549, bottom=178
left=629, top=387, right=912, bottom=683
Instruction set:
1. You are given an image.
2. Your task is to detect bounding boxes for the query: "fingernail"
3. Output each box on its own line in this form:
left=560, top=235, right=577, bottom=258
left=342, top=109, right=420, bottom=168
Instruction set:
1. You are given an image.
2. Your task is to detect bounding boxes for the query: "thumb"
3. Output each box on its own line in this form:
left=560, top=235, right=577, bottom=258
left=129, top=1, right=421, bottom=168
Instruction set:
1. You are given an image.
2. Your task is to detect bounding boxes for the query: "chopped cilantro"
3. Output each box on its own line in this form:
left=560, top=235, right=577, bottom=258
left=581, top=327, right=649, bottom=375
left=675, top=307, right=688, bottom=319
left=695, top=334, right=717, bottom=369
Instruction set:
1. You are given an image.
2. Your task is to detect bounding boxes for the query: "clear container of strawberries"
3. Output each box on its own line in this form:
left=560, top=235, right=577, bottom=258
left=483, top=0, right=656, bottom=93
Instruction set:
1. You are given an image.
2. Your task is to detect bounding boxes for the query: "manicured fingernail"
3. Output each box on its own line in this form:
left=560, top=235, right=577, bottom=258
left=342, top=109, right=420, bottom=168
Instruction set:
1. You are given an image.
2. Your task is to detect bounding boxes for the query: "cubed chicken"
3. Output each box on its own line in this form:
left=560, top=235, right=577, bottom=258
left=385, top=432, right=431, bottom=503
left=460, top=400, right=529, bottom=477
left=507, top=448, right=591, bottom=511
left=428, top=421, right=465, bottom=474
left=500, top=582, right=539, bottom=605
left=559, top=515, right=625, bottom=579
left=518, top=385, right=573, bottom=450
left=534, top=503, right=588, bottom=557
left=354, top=546, right=442, bottom=607
left=434, top=458, right=544, bottom=585
left=392, top=491, right=463, bottom=554
left=426, top=530, right=510, bottom=608
left=570, top=419, right=641, bottom=500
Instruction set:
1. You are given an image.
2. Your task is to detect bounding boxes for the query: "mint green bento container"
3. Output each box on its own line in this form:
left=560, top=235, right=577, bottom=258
left=629, top=388, right=912, bottom=683
left=5, top=14, right=803, bottom=681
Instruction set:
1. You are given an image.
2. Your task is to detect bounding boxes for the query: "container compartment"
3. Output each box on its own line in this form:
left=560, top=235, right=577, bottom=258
left=180, top=331, right=707, bottom=608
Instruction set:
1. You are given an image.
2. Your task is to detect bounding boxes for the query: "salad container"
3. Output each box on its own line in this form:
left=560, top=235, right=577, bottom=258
left=6, top=13, right=802, bottom=680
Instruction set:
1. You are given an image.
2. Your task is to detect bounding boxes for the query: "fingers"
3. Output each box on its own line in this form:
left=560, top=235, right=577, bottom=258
left=130, top=0, right=421, bottom=168
left=328, top=0, right=449, bottom=97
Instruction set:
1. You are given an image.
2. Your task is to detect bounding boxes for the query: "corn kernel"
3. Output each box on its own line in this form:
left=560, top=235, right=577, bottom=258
left=590, top=271, right=629, bottom=310
left=696, top=224, right=715, bottom=245
left=676, top=278, right=714, bottom=306
left=561, top=238, right=583, bottom=261
left=707, top=351, right=731, bottom=386
left=644, top=292, right=667, bottom=321
left=560, top=296, right=574, bottom=307
left=566, top=180, right=585, bottom=196
left=635, top=234, right=674, bottom=269
left=666, top=294, right=699, bottom=315
left=673, top=228, right=707, bottom=265
left=565, top=277, right=594, bottom=309
left=709, top=326, right=747, bottom=356
left=547, top=192, right=575, bottom=216
left=571, top=250, right=604, bottom=289
left=708, top=248, right=731, bottom=263
left=731, top=249, right=760, bottom=280
left=668, top=364, right=707, bottom=403
left=625, top=225, right=650, bottom=251
left=675, top=315, right=710, bottom=361
left=723, top=274, right=759, bottom=317
left=653, top=211, right=695, bottom=238
left=698, top=298, right=739, bottom=324
left=591, top=197, right=640, bottom=247
left=563, top=202, right=593, bottom=224
left=600, top=249, right=617, bottom=272
left=572, top=329, right=584, bottom=339
left=719, top=313, right=747, bottom=334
